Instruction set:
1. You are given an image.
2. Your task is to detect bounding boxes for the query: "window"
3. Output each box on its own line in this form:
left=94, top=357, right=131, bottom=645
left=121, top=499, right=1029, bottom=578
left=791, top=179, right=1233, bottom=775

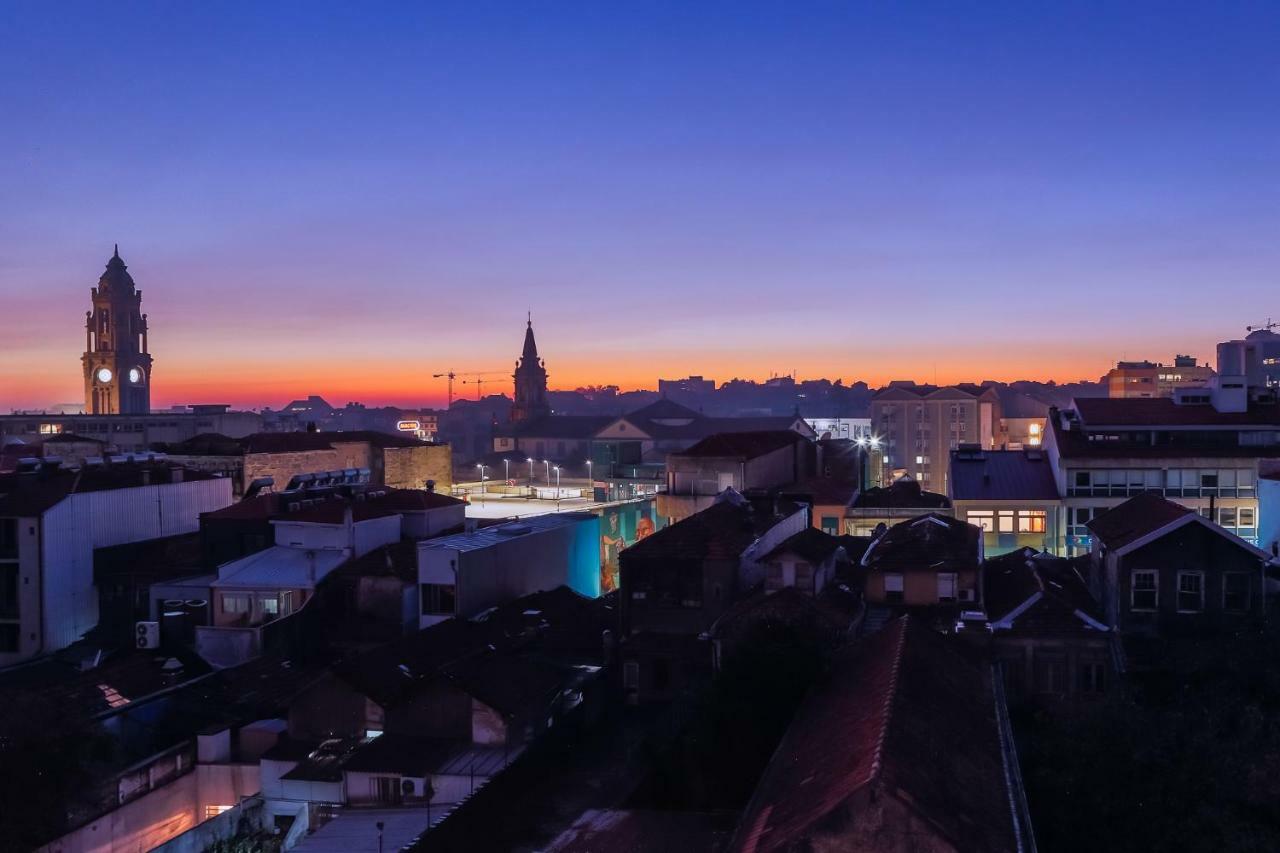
left=1077, top=662, right=1106, bottom=695
left=821, top=516, right=839, bottom=535
left=884, top=573, right=904, bottom=603
left=1074, top=471, right=1090, bottom=488
left=997, top=511, right=1015, bottom=533
left=221, top=593, right=250, bottom=615
left=0, top=565, right=17, bottom=620
left=1035, top=657, right=1066, bottom=695
left=0, top=623, right=17, bottom=653
left=1131, top=570, right=1157, bottom=611
left=1017, top=510, right=1046, bottom=533
left=0, top=519, right=16, bottom=558
left=967, top=510, right=994, bottom=532
left=1224, top=573, right=1251, bottom=612
left=1200, top=472, right=1219, bottom=489
left=420, top=583, right=456, bottom=615
left=1219, top=507, right=1237, bottom=528
left=937, top=572, right=957, bottom=603
left=261, top=596, right=280, bottom=616
left=1177, top=571, right=1204, bottom=613
left=1239, top=507, right=1256, bottom=529
left=204, top=805, right=233, bottom=820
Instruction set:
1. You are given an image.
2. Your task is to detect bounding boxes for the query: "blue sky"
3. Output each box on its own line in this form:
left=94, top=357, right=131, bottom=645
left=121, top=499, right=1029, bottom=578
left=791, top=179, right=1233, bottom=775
left=2, top=2, right=1277, bottom=407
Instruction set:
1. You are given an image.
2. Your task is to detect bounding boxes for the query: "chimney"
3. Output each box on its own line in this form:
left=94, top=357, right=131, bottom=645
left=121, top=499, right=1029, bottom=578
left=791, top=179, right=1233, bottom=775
left=425, top=479, right=436, bottom=494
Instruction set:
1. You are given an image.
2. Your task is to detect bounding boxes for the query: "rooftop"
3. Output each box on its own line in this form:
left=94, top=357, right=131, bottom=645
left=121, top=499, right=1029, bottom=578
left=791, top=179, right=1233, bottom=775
left=949, top=448, right=1060, bottom=501
left=546, top=810, right=736, bottom=853
left=418, top=512, right=597, bottom=553
left=1074, top=396, right=1280, bottom=428
left=1085, top=492, right=1193, bottom=551
left=983, top=548, right=1108, bottom=635
left=212, top=545, right=349, bottom=590
left=672, top=430, right=808, bottom=460
left=861, top=513, right=982, bottom=573
left=759, top=526, right=844, bottom=564
left=730, top=617, right=1021, bottom=853
left=0, top=463, right=218, bottom=516
left=850, top=478, right=951, bottom=510
left=620, top=495, right=779, bottom=564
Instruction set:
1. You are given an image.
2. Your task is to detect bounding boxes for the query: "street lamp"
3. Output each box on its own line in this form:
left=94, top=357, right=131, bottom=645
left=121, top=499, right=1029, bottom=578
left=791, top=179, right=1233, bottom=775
left=585, top=459, right=593, bottom=499
left=503, top=458, right=510, bottom=485
left=553, top=465, right=561, bottom=510
left=476, top=464, right=489, bottom=497
left=527, top=458, right=535, bottom=498
left=543, top=459, right=551, bottom=483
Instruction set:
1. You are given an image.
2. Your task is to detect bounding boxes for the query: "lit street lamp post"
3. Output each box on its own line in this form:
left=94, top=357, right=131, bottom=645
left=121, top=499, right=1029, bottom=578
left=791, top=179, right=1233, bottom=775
left=527, top=458, right=535, bottom=498
left=475, top=464, right=489, bottom=501
left=553, top=466, right=561, bottom=511
left=543, top=459, right=551, bottom=483
left=586, top=459, right=593, bottom=501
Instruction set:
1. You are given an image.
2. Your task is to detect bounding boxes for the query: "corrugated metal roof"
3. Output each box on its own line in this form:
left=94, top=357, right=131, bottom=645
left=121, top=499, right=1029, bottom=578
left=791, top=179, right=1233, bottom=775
left=949, top=449, right=1060, bottom=501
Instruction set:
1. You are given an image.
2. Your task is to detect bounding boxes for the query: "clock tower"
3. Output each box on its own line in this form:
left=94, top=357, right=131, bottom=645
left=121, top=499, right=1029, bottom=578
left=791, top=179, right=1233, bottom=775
left=82, top=246, right=153, bottom=415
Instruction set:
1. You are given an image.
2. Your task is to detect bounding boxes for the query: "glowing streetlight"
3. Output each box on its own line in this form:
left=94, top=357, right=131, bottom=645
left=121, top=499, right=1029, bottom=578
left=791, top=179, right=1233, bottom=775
left=475, top=464, right=489, bottom=497
left=543, top=459, right=551, bottom=483
left=553, top=465, right=562, bottom=510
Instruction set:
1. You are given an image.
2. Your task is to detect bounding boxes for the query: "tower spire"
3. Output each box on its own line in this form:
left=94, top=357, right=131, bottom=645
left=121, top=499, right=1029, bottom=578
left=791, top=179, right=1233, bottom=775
left=113, top=243, right=119, bottom=259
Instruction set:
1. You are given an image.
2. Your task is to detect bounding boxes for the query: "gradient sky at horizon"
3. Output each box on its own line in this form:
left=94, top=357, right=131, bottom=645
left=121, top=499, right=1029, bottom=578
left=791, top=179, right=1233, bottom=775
left=2, top=2, right=1278, bottom=410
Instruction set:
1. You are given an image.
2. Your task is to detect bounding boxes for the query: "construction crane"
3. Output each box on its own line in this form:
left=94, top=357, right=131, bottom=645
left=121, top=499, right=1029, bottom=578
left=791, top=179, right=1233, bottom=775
left=433, top=370, right=508, bottom=405
left=460, top=371, right=508, bottom=400
left=1247, top=318, right=1277, bottom=334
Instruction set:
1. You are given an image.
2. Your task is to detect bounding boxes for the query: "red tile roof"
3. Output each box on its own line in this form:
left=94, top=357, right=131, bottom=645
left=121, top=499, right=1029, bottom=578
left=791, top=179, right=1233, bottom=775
left=731, top=617, right=1019, bottom=853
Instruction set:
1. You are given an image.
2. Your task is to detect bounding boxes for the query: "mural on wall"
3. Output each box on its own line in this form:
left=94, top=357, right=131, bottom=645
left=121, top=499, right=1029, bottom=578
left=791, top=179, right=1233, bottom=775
left=598, top=499, right=666, bottom=593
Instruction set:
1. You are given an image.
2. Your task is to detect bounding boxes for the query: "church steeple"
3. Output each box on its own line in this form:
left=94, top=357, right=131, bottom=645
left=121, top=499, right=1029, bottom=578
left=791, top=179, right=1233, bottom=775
left=521, top=314, right=540, bottom=362
left=83, top=245, right=153, bottom=414
left=511, top=315, right=550, bottom=423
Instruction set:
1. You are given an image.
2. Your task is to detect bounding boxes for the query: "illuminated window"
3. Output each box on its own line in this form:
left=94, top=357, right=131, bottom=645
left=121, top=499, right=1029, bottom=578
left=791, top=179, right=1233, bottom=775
left=937, top=573, right=957, bottom=603
left=966, top=510, right=994, bottom=532
left=1017, top=510, right=1046, bottom=533
left=221, top=594, right=250, bottom=615
left=884, top=573, right=904, bottom=603
left=204, top=805, right=232, bottom=819
left=997, top=511, right=1015, bottom=533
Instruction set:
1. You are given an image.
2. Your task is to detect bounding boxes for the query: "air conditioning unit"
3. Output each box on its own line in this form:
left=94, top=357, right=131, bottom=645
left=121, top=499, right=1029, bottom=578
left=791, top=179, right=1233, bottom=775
left=958, top=589, right=976, bottom=603
left=136, top=621, right=160, bottom=650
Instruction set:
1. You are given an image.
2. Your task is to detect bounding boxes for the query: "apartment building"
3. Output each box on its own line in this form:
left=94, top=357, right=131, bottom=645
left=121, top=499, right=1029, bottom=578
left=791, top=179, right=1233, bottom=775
left=1104, top=354, right=1214, bottom=398
left=870, top=382, right=1002, bottom=493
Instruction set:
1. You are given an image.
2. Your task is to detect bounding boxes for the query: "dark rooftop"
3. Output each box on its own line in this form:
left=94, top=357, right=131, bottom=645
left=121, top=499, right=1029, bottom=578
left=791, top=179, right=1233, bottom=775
left=1074, top=396, right=1280, bottom=427
left=861, top=513, right=982, bottom=573
left=949, top=448, right=1060, bottom=501
left=851, top=478, right=951, bottom=510
left=546, top=809, right=735, bottom=853
left=983, top=548, right=1108, bottom=635
left=620, top=495, right=778, bottom=564
left=673, top=430, right=807, bottom=461
left=0, top=463, right=219, bottom=516
left=729, top=617, right=1021, bottom=853
left=1085, top=492, right=1193, bottom=550
left=760, top=526, right=844, bottom=564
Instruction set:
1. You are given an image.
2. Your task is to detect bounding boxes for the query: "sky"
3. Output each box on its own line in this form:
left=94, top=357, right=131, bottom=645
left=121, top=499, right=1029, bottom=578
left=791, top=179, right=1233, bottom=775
left=1, top=1, right=1278, bottom=410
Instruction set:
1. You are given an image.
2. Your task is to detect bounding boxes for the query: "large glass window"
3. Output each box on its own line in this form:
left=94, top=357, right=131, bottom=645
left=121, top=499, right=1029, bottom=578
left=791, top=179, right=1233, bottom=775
left=1177, top=572, right=1204, bottom=613
left=1131, top=571, right=1158, bottom=611
left=1219, top=507, right=1237, bottom=528
left=998, top=511, right=1015, bottom=533
left=1239, top=507, right=1257, bottom=529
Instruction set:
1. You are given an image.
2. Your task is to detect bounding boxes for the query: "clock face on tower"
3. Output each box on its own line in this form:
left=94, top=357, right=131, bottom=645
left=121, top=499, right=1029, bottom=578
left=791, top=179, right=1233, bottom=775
left=128, top=368, right=142, bottom=384
left=97, top=367, right=113, bottom=383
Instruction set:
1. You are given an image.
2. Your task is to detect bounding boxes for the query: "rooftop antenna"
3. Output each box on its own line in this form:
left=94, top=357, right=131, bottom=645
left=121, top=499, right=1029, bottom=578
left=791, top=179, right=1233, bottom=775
left=1246, top=318, right=1276, bottom=333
